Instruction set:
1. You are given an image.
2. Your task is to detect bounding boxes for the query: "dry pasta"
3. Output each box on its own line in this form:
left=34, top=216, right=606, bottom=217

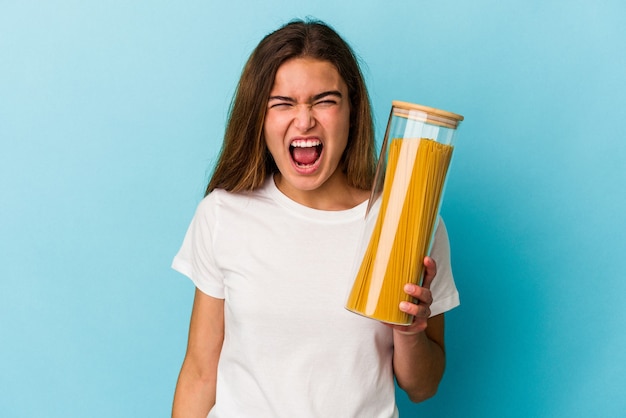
left=345, top=137, right=453, bottom=325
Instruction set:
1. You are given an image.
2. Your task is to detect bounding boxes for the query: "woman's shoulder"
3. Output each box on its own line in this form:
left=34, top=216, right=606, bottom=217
left=199, top=182, right=273, bottom=212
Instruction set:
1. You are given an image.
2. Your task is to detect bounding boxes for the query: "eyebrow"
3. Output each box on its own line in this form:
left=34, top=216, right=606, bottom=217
left=268, top=90, right=343, bottom=102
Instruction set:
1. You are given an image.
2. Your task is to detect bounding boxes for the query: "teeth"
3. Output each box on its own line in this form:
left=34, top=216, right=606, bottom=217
left=291, top=139, right=321, bottom=148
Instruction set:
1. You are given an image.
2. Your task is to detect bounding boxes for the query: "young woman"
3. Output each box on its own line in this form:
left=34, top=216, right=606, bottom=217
left=171, top=19, right=459, bottom=418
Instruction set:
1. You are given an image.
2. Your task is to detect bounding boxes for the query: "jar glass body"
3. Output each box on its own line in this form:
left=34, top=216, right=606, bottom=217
left=345, top=101, right=464, bottom=325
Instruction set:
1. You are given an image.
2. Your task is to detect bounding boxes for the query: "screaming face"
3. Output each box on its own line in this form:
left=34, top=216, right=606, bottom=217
left=264, top=57, right=351, bottom=202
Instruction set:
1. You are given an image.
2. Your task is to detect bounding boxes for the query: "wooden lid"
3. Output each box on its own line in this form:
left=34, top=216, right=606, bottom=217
left=392, top=100, right=464, bottom=129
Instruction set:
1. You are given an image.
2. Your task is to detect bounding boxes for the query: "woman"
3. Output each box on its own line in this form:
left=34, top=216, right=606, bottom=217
left=171, top=19, right=459, bottom=417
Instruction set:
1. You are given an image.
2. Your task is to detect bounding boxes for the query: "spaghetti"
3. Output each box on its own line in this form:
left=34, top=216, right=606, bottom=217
left=345, top=137, right=454, bottom=325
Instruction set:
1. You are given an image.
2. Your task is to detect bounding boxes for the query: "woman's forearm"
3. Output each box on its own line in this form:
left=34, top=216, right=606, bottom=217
left=172, top=289, right=224, bottom=417
left=392, top=314, right=446, bottom=402
left=172, top=358, right=218, bottom=417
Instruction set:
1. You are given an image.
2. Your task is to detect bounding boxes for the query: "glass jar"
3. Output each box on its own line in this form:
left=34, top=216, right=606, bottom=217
left=345, top=101, right=464, bottom=325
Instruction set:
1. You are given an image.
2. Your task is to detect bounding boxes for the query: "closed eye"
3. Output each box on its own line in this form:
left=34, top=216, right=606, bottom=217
left=314, top=99, right=337, bottom=107
left=269, top=102, right=293, bottom=109
left=268, top=95, right=295, bottom=109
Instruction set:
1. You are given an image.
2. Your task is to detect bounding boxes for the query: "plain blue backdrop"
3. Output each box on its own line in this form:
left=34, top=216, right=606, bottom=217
left=1, top=0, right=625, bottom=416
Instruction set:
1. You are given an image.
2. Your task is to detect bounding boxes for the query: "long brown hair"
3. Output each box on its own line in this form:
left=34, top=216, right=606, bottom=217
left=205, top=19, right=376, bottom=195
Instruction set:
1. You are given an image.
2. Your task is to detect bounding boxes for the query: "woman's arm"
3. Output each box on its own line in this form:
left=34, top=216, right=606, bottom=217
left=172, top=288, right=225, bottom=417
left=389, top=256, right=447, bottom=403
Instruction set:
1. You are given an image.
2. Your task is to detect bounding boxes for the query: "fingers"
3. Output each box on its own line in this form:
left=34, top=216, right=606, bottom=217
left=398, top=257, right=437, bottom=319
left=402, top=282, right=433, bottom=307
left=399, top=298, right=431, bottom=319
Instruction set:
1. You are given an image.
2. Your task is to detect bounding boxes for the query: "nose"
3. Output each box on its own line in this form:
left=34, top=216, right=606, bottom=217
left=294, top=105, right=315, bottom=131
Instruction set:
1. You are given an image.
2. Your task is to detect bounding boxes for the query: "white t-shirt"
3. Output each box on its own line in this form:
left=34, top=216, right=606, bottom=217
left=172, top=177, right=460, bottom=418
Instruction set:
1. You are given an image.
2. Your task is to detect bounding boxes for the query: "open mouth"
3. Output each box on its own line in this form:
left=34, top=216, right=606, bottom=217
left=289, top=138, right=323, bottom=167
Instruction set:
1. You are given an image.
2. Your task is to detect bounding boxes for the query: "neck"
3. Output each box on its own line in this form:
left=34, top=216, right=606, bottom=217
left=273, top=172, right=369, bottom=211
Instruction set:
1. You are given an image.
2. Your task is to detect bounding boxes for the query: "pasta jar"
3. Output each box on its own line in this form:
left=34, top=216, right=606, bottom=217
left=345, top=101, right=464, bottom=325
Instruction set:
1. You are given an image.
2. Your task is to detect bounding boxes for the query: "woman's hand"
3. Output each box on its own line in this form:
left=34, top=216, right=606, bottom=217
left=386, top=256, right=436, bottom=336
left=387, top=256, right=445, bottom=402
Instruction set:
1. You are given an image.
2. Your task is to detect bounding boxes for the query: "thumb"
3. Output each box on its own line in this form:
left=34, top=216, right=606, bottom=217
left=421, top=256, right=437, bottom=289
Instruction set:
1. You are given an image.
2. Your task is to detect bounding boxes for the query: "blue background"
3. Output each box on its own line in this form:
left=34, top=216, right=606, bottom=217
left=1, top=1, right=625, bottom=416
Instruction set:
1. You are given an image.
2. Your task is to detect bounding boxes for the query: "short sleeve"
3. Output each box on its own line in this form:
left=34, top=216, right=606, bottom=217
left=428, top=218, right=460, bottom=317
left=171, top=195, right=225, bottom=299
